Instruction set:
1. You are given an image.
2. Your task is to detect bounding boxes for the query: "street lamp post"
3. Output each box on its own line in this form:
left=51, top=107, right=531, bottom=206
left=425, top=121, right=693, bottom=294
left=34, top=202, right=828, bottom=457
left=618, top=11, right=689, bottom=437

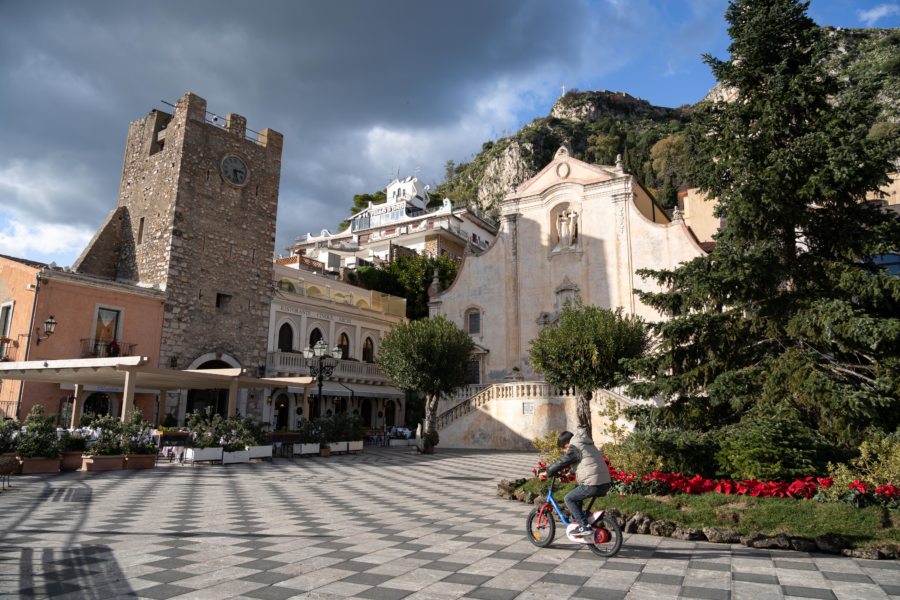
left=302, top=339, right=343, bottom=415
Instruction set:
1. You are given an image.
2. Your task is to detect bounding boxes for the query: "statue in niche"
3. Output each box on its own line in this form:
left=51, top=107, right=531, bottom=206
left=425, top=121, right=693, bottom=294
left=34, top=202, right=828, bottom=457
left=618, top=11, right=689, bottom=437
left=555, top=209, right=578, bottom=250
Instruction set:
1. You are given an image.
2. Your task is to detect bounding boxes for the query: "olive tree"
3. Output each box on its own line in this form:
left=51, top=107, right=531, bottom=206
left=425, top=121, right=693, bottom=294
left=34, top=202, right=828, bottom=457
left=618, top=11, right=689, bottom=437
left=529, top=302, right=648, bottom=430
left=377, top=316, right=474, bottom=454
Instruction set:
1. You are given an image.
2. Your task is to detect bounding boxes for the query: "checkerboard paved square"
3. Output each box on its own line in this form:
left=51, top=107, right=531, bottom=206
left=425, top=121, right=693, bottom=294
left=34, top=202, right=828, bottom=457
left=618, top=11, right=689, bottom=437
left=0, top=448, right=894, bottom=599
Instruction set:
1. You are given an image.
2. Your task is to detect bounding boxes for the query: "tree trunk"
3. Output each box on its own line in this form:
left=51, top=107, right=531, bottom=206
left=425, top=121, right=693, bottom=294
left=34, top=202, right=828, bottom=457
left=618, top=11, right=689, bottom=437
left=422, top=393, right=440, bottom=454
left=577, top=389, right=593, bottom=431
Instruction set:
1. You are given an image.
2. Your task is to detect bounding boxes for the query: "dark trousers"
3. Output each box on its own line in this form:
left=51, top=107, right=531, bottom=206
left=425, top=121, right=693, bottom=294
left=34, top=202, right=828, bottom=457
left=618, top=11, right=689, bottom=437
left=564, top=483, right=611, bottom=526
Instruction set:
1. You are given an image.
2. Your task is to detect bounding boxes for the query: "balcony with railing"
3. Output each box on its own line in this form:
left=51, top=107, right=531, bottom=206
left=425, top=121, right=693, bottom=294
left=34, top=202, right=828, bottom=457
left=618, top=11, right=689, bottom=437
left=266, top=352, right=390, bottom=383
left=80, top=339, right=137, bottom=359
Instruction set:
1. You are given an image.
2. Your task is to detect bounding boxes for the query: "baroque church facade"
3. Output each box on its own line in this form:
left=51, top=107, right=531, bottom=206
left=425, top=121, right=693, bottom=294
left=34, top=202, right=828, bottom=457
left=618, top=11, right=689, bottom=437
left=429, top=147, right=706, bottom=449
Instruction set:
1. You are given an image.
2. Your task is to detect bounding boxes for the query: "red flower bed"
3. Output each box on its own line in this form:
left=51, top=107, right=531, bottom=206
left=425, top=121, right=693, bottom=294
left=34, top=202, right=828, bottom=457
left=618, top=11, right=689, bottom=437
left=532, top=457, right=896, bottom=505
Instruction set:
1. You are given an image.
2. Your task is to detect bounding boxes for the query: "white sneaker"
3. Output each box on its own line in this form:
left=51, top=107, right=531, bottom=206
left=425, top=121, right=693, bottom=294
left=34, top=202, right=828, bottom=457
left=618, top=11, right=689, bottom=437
left=565, top=523, right=593, bottom=544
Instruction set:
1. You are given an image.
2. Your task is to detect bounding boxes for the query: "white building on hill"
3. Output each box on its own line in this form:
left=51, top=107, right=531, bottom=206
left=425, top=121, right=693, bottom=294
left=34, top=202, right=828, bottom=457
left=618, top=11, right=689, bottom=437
left=288, top=176, right=498, bottom=273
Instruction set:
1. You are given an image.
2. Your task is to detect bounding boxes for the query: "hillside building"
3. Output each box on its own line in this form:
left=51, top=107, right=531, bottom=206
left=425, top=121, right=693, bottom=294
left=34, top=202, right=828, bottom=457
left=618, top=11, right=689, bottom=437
left=288, top=176, right=498, bottom=275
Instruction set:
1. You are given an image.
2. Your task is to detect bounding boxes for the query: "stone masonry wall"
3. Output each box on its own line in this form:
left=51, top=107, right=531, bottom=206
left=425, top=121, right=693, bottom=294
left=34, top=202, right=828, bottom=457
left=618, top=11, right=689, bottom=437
left=116, top=92, right=283, bottom=375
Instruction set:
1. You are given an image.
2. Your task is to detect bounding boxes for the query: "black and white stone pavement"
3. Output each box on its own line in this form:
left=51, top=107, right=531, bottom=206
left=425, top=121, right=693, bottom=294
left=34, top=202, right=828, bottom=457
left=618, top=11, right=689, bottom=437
left=0, top=448, right=897, bottom=599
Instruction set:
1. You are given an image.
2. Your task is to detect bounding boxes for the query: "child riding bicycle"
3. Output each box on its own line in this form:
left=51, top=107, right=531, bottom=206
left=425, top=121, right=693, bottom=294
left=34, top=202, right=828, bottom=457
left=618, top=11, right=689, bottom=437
left=538, top=427, right=611, bottom=539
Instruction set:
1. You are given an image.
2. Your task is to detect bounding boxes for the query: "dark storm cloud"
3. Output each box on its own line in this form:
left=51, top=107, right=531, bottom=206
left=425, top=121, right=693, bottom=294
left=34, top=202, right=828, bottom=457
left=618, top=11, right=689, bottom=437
left=0, top=0, right=648, bottom=261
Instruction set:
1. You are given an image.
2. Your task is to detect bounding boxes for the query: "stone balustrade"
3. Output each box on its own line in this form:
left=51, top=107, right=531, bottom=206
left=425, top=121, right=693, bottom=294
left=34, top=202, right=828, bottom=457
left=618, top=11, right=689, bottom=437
left=435, top=381, right=577, bottom=430
left=266, top=352, right=389, bottom=382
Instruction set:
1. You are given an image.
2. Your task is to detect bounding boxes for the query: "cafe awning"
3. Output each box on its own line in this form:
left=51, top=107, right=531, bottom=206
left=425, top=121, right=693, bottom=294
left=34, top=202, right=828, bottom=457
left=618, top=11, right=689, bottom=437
left=0, top=357, right=315, bottom=422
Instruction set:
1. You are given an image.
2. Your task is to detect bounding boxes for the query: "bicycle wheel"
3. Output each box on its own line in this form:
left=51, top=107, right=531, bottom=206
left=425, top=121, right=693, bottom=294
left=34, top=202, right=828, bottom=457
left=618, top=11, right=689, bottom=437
left=525, top=505, right=556, bottom=547
left=588, top=514, right=623, bottom=557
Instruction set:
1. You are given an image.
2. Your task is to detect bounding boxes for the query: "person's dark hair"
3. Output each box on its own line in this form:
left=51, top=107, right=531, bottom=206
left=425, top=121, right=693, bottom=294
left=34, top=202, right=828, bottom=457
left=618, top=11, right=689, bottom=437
left=557, top=431, right=573, bottom=448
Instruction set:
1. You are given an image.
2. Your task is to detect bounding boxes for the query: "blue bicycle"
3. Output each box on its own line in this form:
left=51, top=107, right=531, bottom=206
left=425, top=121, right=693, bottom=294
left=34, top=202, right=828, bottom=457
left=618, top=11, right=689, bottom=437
left=525, top=476, right=623, bottom=557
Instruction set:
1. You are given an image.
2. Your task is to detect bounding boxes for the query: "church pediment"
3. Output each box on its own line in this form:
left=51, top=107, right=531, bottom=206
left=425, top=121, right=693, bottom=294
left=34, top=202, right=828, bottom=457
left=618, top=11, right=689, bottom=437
left=514, top=145, right=621, bottom=197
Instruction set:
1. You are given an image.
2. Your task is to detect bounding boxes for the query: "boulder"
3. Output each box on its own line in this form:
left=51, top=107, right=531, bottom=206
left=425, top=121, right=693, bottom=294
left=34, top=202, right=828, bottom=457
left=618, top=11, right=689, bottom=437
left=523, top=491, right=537, bottom=504
left=624, top=512, right=649, bottom=534
left=842, top=547, right=882, bottom=560
left=789, top=537, right=819, bottom=553
left=672, top=527, right=707, bottom=541
left=740, top=532, right=767, bottom=547
left=637, top=518, right=652, bottom=535
left=649, top=520, right=677, bottom=537
left=815, top=533, right=851, bottom=555
left=752, top=534, right=792, bottom=550
left=702, top=528, right=742, bottom=544
left=605, top=508, right=626, bottom=528
left=533, top=496, right=545, bottom=506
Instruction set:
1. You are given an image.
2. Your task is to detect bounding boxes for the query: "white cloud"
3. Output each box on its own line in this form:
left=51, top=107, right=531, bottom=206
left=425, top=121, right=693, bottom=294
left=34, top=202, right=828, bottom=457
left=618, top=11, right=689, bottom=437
left=858, top=4, right=900, bottom=26
left=0, top=158, right=104, bottom=220
left=0, top=215, right=92, bottom=266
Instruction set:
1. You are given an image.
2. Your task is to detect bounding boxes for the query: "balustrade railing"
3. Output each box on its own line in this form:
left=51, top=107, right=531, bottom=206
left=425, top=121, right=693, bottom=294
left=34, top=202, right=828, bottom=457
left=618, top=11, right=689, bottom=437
left=266, top=352, right=388, bottom=382
left=80, top=339, right=137, bottom=358
left=435, top=381, right=584, bottom=430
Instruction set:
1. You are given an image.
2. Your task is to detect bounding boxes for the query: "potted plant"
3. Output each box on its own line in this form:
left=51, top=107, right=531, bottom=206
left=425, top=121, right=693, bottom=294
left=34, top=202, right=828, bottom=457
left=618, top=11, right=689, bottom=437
left=0, top=418, right=20, bottom=473
left=60, top=433, right=87, bottom=471
left=222, top=415, right=252, bottom=464
left=244, top=418, right=273, bottom=461
left=315, top=415, right=344, bottom=454
left=293, top=419, right=322, bottom=456
left=122, top=411, right=157, bottom=469
left=16, top=406, right=61, bottom=474
left=346, top=415, right=366, bottom=454
left=184, top=408, right=224, bottom=464
left=81, top=415, right=124, bottom=471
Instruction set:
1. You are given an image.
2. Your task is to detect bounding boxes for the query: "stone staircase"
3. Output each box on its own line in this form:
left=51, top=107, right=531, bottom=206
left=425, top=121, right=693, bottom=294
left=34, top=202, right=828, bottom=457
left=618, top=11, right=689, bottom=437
left=435, top=381, right=645, bottom=449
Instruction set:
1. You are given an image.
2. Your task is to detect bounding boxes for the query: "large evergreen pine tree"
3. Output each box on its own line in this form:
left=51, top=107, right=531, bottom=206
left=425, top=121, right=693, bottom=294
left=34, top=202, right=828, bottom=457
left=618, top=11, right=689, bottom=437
left=632, top=0, right=900, bottom=446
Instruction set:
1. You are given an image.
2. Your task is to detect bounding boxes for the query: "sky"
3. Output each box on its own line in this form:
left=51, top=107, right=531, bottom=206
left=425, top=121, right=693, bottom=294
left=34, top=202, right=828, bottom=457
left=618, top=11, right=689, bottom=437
left=1, top=0, right=898, bottom=267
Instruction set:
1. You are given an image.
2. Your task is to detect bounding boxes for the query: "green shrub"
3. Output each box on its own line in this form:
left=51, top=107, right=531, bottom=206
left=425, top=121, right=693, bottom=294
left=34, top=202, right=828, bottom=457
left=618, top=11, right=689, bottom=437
left=635, top=429, right=722, bottom=477
left=604, top=431, right=665, bottom=475
left=85, top=414, right=123, bottom=456
left=295, top=419, right=322, bottom=445
left=121, top=411, right=157, bottom=455
left=62, top=434, right=87, bottom=452
left=532, top=430, right=565, bottom=466
left=0, top=418, right=19, bottom=454
left=16, top=406, right=60, bottom=458
left=717, top=405, right=819, bottom=481
left=186, top=407, right=226, bottom=449
left=821, top=432, right=900, bottom=505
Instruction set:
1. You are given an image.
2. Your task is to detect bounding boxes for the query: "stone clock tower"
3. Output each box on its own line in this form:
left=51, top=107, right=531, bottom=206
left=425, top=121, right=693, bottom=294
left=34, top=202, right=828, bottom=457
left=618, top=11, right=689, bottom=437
left=75, top=92, right=283, bottom=416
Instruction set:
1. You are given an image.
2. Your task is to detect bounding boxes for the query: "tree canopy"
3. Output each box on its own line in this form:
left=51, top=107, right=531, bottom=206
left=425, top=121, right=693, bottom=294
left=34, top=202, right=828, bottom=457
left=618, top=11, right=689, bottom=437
left=529, top=302, right=648, bottom=430
left=377, top=315, right=474, bottom=453
left=631, top=0, right=900, bottom=446
left=346, top=253, right=459, bottom=320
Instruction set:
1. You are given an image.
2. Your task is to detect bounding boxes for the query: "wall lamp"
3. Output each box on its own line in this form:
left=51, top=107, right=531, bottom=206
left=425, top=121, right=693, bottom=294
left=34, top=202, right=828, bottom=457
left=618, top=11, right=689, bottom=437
left=35, top=315, right=57, bottom=345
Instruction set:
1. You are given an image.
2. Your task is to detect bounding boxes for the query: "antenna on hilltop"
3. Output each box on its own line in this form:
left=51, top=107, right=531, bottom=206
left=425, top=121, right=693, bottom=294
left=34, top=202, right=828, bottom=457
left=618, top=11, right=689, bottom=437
left=561, top=83, right=566, bottom=97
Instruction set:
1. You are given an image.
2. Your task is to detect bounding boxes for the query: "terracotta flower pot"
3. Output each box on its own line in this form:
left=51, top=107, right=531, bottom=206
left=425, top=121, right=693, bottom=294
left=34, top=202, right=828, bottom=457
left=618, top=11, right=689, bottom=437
left=19, top=457, right=61, bottom=474
left=320, top=447, right=331, bottom=457
left=61, top=451, right=84, bottom=472
left=81, top=455, right=125, bottom=471
left=124, top=454, right=156, bottom=470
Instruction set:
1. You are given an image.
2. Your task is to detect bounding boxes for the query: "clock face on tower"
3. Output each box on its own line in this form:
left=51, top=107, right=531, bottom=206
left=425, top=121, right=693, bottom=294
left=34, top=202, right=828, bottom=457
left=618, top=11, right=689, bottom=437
left=221, top=155, right=249, bottom=186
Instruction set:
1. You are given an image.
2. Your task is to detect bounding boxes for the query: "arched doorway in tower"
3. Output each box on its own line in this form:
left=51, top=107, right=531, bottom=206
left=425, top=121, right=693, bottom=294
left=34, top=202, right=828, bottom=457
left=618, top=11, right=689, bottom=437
left=186, top=359, right=231, bottom=418
left=384, top=400, right=396, bottom=428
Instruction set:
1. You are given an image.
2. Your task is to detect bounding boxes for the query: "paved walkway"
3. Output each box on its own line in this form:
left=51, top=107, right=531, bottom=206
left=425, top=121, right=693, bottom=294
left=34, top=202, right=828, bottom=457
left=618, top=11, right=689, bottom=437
left=0, top=448, right=897, bottom=599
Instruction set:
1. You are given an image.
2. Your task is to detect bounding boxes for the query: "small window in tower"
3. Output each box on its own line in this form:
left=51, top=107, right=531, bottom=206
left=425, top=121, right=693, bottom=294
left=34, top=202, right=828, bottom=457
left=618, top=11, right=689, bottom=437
left=216, top=293, right=232, bottom=311
left=137, top=217, right=145, bottom=245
